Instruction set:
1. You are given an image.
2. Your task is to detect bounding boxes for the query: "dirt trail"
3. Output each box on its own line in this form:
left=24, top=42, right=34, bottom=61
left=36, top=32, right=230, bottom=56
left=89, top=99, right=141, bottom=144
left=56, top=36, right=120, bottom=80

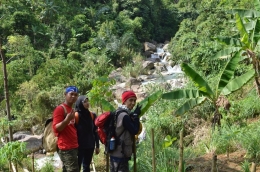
left=187, top=150, right=260, bottom=172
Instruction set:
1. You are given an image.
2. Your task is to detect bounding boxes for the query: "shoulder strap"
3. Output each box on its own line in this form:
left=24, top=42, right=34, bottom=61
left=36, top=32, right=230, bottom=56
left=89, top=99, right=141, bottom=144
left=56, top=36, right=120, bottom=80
left=90, top=112, right=94, bottom=121
left=75, top=112, right=79, bottom=124
left=60, top=104, right=67, bottom=116
left=74, top=111, right=94, bottom=125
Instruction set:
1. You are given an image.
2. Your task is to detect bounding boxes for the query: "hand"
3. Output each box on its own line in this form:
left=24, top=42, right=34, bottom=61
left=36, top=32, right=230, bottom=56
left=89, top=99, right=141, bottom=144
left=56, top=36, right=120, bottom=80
left=133, top=104, right=142, bottom=116
left=66, top=109, right=75, bottom=121
left=95, top=148, right=100, bottom=154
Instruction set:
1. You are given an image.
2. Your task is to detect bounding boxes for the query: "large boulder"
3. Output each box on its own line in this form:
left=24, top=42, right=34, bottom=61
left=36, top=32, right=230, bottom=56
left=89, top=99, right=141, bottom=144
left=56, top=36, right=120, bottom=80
left=112, top=87, right=127, bottom=102
left=109, top=68, right=127, bottom=83
left=13, top=131, right=32, bottom=141
left=144, top=42, right=156, bottom=52
left=142, top=61, right=155, bottom=71
left=125, top=77, right=142, bottom=89
left=18, top=134, right=43, bottom=153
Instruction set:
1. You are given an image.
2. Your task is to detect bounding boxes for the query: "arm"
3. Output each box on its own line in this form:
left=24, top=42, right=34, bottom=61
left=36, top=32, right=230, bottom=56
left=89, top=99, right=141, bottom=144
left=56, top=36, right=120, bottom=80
left=53, top=106, right=75, bottom=132
left=93, top=113, right=100, bottom=149
left=93, top=113, right=100, bottom=154
left=122, top=115, right=140, bottom=135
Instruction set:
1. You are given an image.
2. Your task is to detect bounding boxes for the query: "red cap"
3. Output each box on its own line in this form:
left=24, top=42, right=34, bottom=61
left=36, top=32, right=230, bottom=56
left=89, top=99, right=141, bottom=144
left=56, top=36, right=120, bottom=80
left=122, top=90, right=137, bottom=104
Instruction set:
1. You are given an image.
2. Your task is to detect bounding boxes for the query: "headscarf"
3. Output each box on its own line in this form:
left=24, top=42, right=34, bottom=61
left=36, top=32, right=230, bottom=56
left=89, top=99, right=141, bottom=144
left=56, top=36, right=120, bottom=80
left=75, top=95, right=88, bottom=113
left=75, top=95, right=93, bottom=131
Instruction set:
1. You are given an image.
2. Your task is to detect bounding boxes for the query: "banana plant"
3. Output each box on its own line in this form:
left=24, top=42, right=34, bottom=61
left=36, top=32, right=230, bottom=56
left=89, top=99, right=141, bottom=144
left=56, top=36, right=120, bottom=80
left=162, top=53, right=255, bottom=128
left=100, top=90, right=163, bottom=116
left=214, top=0, right=260, bottom=95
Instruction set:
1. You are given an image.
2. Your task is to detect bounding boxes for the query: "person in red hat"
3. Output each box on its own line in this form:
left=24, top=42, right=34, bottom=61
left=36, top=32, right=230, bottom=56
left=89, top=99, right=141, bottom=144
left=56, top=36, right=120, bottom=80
left=109, top=90, right=142, bottom=172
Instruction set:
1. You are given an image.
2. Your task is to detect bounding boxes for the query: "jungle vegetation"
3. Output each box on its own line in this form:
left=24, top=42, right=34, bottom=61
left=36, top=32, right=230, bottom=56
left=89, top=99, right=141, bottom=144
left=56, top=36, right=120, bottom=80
left=1, top=0, right=260, bottom=171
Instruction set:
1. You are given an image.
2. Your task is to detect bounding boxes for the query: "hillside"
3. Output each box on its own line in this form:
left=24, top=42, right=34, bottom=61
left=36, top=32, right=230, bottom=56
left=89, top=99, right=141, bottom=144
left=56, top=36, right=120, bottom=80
left=1, top=0, right=260, bottom=171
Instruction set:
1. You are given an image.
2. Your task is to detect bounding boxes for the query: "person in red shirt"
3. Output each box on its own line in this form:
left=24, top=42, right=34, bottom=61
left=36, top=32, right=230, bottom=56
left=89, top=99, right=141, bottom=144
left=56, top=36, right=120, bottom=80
left=52, top=86, right=79, bottom=172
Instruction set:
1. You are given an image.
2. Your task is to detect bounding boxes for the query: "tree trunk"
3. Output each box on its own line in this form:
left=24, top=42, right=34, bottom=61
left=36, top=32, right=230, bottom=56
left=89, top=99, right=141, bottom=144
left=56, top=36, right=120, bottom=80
left=178, top=129, right=184, bottom=172
left=249, top=50, right=260, bottom=96
left=226, top=146, right=229, bottom=160
left=1, top=39, right=14, bottom=172
left=211, top=152, right=217, bottom=172
left=254, top=76, right=260, bottom=96
left=32, top=153, right=34, bottom=172
left=0, top=40, right=13, bottom=142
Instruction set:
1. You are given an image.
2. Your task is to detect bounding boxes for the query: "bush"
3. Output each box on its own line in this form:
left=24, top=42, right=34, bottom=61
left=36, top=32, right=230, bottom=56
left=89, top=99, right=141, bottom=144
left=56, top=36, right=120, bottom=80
left=39, top=161, right=55, bottom=172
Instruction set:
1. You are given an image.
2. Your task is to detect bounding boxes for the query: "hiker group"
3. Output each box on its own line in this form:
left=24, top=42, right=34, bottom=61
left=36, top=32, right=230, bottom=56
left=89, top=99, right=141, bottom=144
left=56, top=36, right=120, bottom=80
left=48, top=86, right=142, bottom=172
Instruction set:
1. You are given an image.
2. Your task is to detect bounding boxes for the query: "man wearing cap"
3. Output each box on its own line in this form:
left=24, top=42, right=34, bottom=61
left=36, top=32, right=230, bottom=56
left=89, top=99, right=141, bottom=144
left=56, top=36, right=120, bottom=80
left=52, top=86, right=79, bottom=172
left=109, top=90, right=142, bottom=172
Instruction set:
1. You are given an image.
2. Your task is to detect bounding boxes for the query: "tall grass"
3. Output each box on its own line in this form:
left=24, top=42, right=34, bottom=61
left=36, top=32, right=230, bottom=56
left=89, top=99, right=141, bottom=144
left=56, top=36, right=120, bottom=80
left=135, top=96, right=198, bottom=171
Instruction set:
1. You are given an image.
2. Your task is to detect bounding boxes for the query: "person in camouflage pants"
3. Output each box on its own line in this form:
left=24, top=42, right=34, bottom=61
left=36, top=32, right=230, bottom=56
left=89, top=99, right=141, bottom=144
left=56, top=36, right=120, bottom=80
left=58, top=148, right=79, bottom=172
left=53, top=86, right=79, bottom=172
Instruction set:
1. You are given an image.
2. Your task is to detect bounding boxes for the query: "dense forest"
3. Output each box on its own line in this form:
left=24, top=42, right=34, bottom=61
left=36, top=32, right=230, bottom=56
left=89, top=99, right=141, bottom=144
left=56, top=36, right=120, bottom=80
left=1, top=0, right=260, bottom=171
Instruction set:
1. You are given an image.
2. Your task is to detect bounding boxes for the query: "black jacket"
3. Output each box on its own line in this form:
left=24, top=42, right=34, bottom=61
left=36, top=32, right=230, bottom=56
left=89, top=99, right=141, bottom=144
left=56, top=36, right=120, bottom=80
left=75, top=95, right=99, bottom=149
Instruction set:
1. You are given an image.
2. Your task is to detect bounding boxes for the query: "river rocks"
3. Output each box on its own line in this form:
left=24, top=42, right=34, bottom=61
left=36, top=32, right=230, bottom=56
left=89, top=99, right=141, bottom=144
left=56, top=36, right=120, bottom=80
left=144, top=42, right=157, bottom=52
left=109, top=41, right=186, bottom=103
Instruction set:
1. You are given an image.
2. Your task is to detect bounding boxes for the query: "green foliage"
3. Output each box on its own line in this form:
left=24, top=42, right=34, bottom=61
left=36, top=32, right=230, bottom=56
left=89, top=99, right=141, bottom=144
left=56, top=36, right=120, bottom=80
left=136, top=98, right=196, bottom=171
left=74, top=53, right=114, bottom=94
left=67, top=51, right=82, bottom=61
left=139, top=90, right=162, bottom=117
left=0, top=117, right=9, bottom=138
left=162, top=135, right=177, bottom=149
left=87, top=76, right=116, bottom=113
left=210, top=125, right=240, bottom=154
left=95, top=28, right=140, bottom=67
left=162, top=58, right=254, bottom=116
left=0, top=141, right=26, bottom=165
left=121, top=53, right=145, bottom=78
left=2, top=0, right=260, bottom=170
left=237, top=122, right=260, bottom=162
left=32, top=58, right=80, bottom=89
left=50, top=16, right=72, bottom=48
left=229, top=87, right=260, bottom=120
left=69, top=14, right=91, bottom=44
left=241, top=160, right=250, bottom=172
left=213, top=2, right=260, bottom=95
left=39, top=161, right=55, bottom=172
left=39, top=0, right=59, bottom=24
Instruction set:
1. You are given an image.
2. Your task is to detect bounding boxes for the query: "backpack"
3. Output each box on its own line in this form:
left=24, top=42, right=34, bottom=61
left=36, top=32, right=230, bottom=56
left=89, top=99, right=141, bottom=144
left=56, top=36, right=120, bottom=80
left=42, top=105, right=67, bottom=153
left=95, top=109, right=127, bottom=153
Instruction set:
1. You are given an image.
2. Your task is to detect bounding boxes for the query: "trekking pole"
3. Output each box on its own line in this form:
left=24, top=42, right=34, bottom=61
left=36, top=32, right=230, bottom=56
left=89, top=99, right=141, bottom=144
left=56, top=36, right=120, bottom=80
left=91, top=158, right=96, bottom=172
left=133, top=135, right=137, bottom=172
left=106, top=153, right=109, bottom=172
left=152, top=129, right=156, bottom=172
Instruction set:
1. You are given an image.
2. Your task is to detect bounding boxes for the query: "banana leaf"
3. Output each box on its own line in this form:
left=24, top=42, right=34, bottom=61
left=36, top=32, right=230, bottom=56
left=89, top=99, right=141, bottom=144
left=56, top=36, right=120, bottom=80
left=100, top=99, right=116, bottom=112
left=212, top=47, right=241, bottom=59
left=138, top=90, right=162, bottom=117
left=221, top=69, right=255, bottom=95
left=162, top=89, right=204, bottom=99
left=231, top=9, right=260, bottom=18
left=181, top=63, right=214, bottom=99
left=253, top=19, right=260, bottom=44
left=244, top=20, right=257, bottom=31
left=236, top=13, right=250, bottom=47
left=255, top=0, right=260, bottom=12
left=218, top=51, right=241, bottom=93
left=174, top=97, right=206, bottom=116
left=214, top=36, right=241, bottom=46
